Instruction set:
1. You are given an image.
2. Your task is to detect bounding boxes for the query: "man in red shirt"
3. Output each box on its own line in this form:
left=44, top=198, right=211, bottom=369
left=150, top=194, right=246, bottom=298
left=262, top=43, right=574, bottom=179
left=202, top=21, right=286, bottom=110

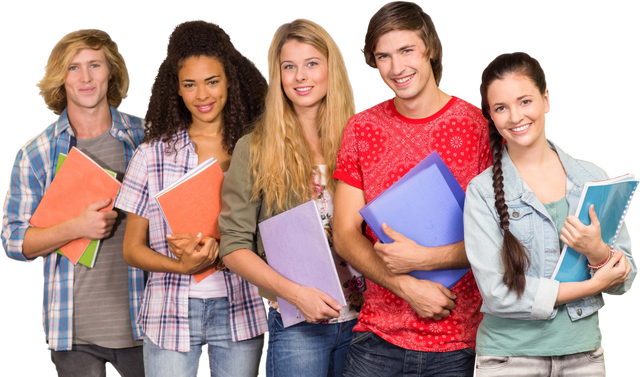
left=333, top=2, right=492, bottom=376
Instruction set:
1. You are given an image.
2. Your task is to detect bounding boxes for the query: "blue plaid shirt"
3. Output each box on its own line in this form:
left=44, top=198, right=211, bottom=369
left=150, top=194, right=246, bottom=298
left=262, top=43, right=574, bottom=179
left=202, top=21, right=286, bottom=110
left=2, top=107, right=146, bottom=351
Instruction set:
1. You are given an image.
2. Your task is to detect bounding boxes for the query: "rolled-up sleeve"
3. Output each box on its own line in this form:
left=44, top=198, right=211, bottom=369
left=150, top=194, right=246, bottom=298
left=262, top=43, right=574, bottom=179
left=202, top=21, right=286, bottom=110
left=219, top=135, right=261, bottom=258
left=605, top=221, right=636, bottom=295
left=2, top=149, right=44, bottom=261
left=464, top=182, right=559, bottom=320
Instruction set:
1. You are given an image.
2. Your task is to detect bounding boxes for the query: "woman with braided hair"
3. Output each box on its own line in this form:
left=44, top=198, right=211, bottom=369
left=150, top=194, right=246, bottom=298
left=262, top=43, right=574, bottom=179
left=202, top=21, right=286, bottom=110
left=463, top=52, right=636, bottom=376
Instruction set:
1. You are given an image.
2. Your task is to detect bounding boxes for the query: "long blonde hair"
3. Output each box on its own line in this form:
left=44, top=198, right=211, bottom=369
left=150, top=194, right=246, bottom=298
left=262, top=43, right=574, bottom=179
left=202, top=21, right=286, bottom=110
left=250, top=19, right=355, bottom=214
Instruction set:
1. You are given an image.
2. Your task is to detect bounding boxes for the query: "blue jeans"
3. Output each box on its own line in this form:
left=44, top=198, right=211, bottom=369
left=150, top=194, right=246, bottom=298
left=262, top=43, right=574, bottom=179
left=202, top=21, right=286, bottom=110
left=267, top=307, right=356, bottom=377
left=343, top=331, right=475, bottom=377
left=143, top=297, right=264, bottom=377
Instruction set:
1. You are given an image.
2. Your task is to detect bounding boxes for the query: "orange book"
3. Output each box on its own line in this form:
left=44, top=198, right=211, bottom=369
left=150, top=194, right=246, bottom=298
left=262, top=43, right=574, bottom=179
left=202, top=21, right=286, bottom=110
left=154, top=158, right=224, bottom=282
left=30, top=147, right=121, bottom=264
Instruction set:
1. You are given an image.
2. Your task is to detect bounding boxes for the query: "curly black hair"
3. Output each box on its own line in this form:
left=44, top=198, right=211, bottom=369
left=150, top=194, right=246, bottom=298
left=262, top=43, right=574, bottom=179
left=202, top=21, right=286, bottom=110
left=145, top=21, right=267, bottom=154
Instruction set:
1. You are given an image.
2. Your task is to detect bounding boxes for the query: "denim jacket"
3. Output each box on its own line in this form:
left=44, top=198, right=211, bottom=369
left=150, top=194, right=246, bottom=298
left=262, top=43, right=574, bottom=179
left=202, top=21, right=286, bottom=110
left=464, top=140, right=636, bottom=322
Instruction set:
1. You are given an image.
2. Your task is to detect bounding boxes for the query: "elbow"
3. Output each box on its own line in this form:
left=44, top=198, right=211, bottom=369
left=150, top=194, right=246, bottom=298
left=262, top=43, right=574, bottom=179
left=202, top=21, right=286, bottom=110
left=332, top=226, right=349, bottom=259
left=122, top=243, right=137, bottom=268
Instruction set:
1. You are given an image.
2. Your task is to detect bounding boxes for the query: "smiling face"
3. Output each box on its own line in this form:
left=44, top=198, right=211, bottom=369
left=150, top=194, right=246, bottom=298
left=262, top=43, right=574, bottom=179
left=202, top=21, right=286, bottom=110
left=373, top=29, right=435, bottom=102
left=177, top=55, right=228, bottom=127
left=64, top=48, right=111, bottom=113
left=487, top=73, right=550, bottom=150
left=279, top=40, right=328, bottom=116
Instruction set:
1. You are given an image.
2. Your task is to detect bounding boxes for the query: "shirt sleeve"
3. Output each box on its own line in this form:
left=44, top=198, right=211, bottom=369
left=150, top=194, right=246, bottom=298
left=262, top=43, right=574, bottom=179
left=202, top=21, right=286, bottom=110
left=333, top=117, right=364, bottom=190
left=2, top=148, right=45, bottom=261
left=114, top=146, right=150, bottom=219
left=219, top=136, right=261, bottom=258
left=464, top=181, right=560, bottom=320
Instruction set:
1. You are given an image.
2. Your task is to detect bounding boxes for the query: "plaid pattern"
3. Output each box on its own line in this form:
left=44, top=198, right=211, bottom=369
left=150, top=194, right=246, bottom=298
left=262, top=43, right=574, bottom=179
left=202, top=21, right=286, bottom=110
left=2, top=107, right=146, bottom=351
left=114, top=129, right=267, bottom=352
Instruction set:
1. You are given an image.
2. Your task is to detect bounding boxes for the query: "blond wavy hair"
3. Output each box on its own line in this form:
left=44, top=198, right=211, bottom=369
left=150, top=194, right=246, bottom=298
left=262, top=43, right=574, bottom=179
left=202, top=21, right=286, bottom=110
left=250, top=19, right=355, bottom=214
left=37, top=29, right=129, bottom=115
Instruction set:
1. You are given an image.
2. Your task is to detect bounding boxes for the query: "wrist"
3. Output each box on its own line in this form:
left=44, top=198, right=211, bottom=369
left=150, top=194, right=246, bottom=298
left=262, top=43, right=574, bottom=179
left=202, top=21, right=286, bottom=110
left=587, top=243, right=613, bottom=270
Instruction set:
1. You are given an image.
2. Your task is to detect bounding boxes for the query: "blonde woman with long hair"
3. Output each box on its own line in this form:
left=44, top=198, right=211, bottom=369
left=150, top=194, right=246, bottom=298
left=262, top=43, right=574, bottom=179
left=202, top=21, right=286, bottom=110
left=218, top=19, right=362, bottom=377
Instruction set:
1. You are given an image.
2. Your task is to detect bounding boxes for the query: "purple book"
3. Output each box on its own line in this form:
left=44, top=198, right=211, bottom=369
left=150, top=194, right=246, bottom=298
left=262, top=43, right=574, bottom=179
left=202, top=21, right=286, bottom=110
left=258, top=200, right=347, bottom=327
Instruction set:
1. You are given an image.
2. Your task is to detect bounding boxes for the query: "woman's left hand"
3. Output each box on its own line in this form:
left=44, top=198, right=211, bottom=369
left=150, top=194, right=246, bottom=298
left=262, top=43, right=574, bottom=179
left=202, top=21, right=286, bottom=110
left=561, top=204, right=608, bottom=264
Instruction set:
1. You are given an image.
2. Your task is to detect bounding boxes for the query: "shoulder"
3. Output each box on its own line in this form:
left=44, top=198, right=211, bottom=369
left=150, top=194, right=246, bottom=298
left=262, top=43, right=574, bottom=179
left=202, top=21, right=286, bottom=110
left=116, top=110, right=145, bottom=131
left=467, top=166, right=496, bottom=198
left=446, top=97, right=487, bottom=126
left=348, top=99, right=394, bottom=126
left=16, top=120, right=60, bottom=168
left=235, top=134, right=252, bottom=156
left=552, top=141, right=609, bottom=181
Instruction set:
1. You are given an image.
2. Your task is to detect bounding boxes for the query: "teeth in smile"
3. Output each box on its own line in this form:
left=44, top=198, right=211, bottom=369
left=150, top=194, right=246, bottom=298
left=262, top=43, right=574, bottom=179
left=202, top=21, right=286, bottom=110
left=394, top=74, right=414, bottom=83
left=512, top=123, right=531, bottom=132
left=295, top=87, right=312, bottom=91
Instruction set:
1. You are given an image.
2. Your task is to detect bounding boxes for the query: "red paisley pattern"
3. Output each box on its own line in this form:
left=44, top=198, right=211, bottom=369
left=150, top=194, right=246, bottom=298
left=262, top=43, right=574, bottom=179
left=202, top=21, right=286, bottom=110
left=334, top=97, right=492, bottom=352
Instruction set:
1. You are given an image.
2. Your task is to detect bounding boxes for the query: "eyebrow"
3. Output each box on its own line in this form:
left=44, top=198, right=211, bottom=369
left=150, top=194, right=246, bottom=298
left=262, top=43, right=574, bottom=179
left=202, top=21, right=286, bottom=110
left=374, top=44, right=416, bottom=56
left=492, top=94, right=532, bottom=107
left=280, top=57, right=322, bottom=65
left=181, top=75, right=220, bottom=82
left=69, top=59, right=104, bottom=65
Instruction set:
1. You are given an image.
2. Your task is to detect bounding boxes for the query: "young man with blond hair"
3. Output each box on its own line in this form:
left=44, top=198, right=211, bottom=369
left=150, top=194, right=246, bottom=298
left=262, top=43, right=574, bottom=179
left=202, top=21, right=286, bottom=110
left=2, top=30, right=145, bottom=376
left=333, top=2, right=492, bottom=376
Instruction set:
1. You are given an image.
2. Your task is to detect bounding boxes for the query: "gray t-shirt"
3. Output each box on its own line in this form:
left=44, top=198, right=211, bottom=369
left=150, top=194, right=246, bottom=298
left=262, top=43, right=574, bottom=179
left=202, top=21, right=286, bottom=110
left=72, top=130, right=142, bottom=348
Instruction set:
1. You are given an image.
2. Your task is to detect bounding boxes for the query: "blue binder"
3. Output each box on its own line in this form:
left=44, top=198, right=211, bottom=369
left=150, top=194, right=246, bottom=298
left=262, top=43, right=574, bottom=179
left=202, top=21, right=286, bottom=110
left=359, top=151, right=469, bottom=289
left=552, top=174, right=638, bottom=282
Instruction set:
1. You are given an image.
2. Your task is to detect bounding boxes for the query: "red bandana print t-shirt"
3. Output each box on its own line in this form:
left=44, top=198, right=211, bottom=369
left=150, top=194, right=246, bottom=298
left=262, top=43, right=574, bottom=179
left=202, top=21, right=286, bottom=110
left=334, top=97, right=492, bottom=352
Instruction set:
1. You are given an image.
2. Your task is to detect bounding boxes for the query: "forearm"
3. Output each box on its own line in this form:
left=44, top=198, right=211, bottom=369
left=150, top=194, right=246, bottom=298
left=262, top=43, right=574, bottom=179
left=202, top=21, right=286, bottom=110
left=222, top=249, right=299, bottom=303
left=416, top=241, right=470, bottom=270
left=555, top=280, right=599, bottom=306
left=22, top=219, right=81, bottom=259
left=122, top=240, right=183, bottom=274
left=334, top=227, right=406, bottom=296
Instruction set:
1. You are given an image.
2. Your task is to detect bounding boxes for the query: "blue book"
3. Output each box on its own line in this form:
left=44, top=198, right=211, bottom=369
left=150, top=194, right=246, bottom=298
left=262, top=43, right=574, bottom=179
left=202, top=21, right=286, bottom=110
left=359, top=151, right=469, bottom=289
left=552, top=174, right=638, bottom=282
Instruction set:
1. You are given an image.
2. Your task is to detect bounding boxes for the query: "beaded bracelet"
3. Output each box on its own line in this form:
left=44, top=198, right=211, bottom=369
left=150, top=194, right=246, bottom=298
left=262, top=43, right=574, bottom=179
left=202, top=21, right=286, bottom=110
left=587, top=243, right=614, bottom=271
left=292, top=284, right=302, bottom=318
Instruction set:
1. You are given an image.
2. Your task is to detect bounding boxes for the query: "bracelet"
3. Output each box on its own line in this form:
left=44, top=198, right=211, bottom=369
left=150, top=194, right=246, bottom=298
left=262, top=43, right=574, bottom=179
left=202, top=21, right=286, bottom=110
left=587, top=244, right=614, bottom=270
left=292, top=284, right=302, bottom=315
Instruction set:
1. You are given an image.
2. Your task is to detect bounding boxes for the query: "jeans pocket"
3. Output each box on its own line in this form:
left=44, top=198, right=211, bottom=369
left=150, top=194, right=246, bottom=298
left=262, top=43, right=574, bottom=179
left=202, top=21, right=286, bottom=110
left=349, top=330, right=374, bottom=345
left=585, top=345, right=605, bottom=363
left=476, top=355, right=511, bottom=369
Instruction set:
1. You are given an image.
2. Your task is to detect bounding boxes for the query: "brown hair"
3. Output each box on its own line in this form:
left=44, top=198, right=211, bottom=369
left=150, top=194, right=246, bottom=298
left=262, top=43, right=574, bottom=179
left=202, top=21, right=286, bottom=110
left=363, top=1, right=443, bottom=85
left=480, top=52, right=546, bottom=297
left=37, top=29, right=129, bottom=115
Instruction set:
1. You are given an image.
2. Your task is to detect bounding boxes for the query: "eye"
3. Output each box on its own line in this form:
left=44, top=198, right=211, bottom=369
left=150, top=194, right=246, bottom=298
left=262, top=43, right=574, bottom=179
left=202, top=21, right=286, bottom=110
left=521, top=99, right=531, bottom=105
left=68, top=66, right=78, bottom=71
left=183, top=83, right=194, bottom=88
left=90, top=63, right=100, bottom=69
left=402, top=48, right=413, bottom=54
left=308, top=61, right=318, bottom=67
left=493, top=105, right=505, bottom=113
left=208, top=80, right=219, bottom=85
left=282, top=64, right=295, bottom=70
left=376, top=54, right=388, bottom=60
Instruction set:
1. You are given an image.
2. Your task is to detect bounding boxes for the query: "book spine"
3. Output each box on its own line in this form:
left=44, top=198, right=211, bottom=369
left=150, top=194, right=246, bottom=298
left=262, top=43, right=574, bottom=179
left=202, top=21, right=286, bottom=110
left=613, top=182, right=638, bottom=244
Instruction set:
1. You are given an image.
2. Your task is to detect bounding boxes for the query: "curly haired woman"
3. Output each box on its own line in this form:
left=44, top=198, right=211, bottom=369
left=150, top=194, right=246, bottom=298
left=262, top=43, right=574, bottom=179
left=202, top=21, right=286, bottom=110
left=114, top=21, right=268, bottom=377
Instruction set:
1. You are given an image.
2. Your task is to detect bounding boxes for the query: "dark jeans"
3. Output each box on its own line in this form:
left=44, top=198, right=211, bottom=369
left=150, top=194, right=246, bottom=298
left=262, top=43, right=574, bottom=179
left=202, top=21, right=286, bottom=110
left=343, top=331, right=475, bottom=377
left=51, top=344, right=144, bottom=377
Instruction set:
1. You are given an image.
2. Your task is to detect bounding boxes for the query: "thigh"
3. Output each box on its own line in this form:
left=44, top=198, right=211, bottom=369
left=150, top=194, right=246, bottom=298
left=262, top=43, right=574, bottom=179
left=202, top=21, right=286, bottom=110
left=327, top=319, right=357, bottom=377
left=423, top=348, right=476, bottom=377
left=206, top=298, right=264, bottom=377
left=266, top=307, right=335, bottom=377
left=143, top=334, right=202, bottom=377
left=476, top=355, right=551, bottom=377
left=51, top=345, right=108, bottom=377
left=558, top=346, right=605, bottom=377
left=109, top=346, right=144, bottom=377
left=342, top=331, right=406, bottom=377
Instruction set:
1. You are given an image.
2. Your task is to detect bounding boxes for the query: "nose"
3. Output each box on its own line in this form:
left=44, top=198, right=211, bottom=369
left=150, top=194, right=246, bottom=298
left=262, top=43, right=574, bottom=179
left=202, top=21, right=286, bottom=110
left=196, top=85, right=209, bottom=101
left=80, top=66, right=91, bottom=83
left=295, top=67, right=307, bottom=82
left=390, top=55, right=405, bottom=76
left=510, top=107, right=523, bottom=124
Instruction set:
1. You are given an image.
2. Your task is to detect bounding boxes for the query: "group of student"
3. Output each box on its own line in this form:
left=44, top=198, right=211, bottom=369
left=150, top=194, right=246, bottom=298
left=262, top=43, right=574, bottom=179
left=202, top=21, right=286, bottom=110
left=2, top=1, right=635, bottom=377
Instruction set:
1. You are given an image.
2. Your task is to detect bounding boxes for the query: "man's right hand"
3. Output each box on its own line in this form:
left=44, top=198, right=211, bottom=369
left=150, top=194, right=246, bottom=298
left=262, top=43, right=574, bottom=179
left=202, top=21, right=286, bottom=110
left=397, top=275, right=456, bottom=320
left=72, top=198, right=118, bottom=240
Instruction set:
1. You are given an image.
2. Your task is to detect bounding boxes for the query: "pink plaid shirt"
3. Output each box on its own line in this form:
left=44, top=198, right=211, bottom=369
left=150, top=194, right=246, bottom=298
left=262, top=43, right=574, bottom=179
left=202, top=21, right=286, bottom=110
left=115, top=130, right=267, bottom=352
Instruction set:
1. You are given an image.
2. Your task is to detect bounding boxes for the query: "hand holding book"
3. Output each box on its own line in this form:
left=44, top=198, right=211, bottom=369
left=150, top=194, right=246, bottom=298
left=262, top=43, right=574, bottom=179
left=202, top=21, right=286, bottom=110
left=165, top=232, right=219, bottom=275
left=374, top=223, right=430, bottom=274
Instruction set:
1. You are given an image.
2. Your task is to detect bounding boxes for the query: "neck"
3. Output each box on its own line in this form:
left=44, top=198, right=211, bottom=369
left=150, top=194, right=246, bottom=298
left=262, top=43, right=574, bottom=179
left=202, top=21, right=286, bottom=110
left=394, top=85, right=451, bottom=119
left=294, top=105, right=323, bottom=164
left=67, top=102, right=112, bottom=139
left=188, top=116, right=224, bottom=138
left=507, top=135, right=554, bottom=171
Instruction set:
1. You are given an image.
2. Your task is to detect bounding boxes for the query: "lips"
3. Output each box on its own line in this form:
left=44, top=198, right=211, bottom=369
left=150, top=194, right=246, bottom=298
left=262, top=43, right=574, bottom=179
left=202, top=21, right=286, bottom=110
left=79, top=87, right=96, bottom=94
left=510, top=123, right=531, bottom=133
left=294, top=86, right=313, bottom=95
left=195, top=103, right=215, bottom=113
left=392, top=73, right=415, bottom=87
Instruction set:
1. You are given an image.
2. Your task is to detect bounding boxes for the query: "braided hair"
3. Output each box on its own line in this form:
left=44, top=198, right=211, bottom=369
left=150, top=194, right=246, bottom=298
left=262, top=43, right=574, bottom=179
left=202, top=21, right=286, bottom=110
left=479, top=52, right=546, bottom=297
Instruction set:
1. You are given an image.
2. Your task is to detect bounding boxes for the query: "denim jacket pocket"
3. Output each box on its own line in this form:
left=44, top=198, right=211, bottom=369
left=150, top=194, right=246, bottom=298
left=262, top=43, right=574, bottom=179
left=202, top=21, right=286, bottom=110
left=506, top=205, right=534, bottom=249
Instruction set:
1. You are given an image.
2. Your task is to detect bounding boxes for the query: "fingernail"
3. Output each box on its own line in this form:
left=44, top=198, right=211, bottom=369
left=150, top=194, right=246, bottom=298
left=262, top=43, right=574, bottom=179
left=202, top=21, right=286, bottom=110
left=166, top=234, right=172, bottom=238
left=197, top=232, right=202, bottom=238
left=382, top=223, right=388, bottom=229
left=337, top=305, right=343, bottom=310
